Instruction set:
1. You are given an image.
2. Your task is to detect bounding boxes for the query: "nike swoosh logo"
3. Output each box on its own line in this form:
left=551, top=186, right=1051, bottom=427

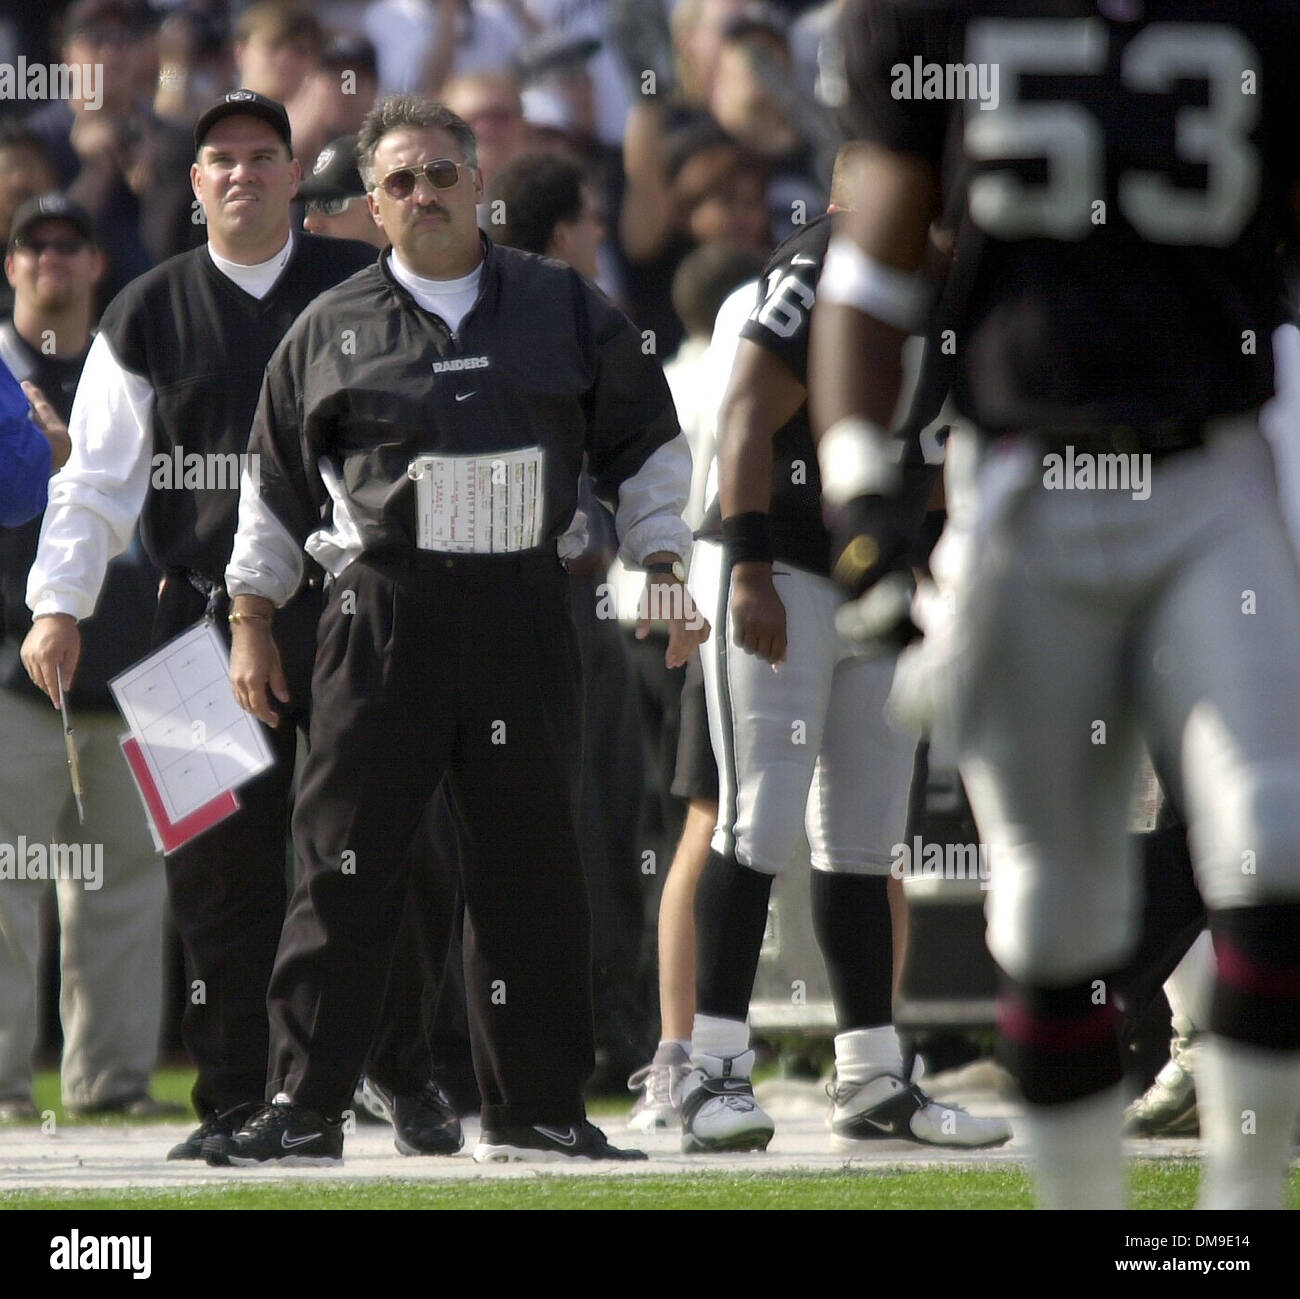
left=281, top=1130, right=323, bottom=1149
left=856, top=1115, right=898, bottom=1133
left=533, top=1124, right=578, bottom=1146
left=455, top=391, right=475, bottom=401
left=790, top=254, right=818, bottom=266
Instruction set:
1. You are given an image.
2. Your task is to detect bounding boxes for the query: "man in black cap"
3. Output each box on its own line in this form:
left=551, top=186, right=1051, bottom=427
left=0, top=195, right=93, bottom=473
left=300, top=135, right=385, bottom=249
left=21, top=91, right=457, bottom=1161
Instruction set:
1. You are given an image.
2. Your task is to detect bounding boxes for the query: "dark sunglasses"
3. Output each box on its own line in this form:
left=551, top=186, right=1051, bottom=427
left=377, top=158, right=468, bottom=200
left=306, top=196, right=354, bottom=217
left=13, top=235, right=89, bottom=257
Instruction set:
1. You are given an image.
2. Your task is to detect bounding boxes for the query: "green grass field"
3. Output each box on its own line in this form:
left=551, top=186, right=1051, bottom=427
left=8, top=1163, right=1292, bottom=1211
left=3, top=1163, right=1298, bottom=1212
left=18, top=1067, right=196, bottom=1130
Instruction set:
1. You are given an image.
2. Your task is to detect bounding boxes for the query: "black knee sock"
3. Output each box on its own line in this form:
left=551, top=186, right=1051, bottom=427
left=1114, top=825, right=1205, bottom=1022
left=810, top=872, right=894, bottom=1031
left=695, top=849, right=775, bottom=1023
left=1208, top=903, right=1300, bottom=1050
left=997, top=974, right=1123, bottom=1105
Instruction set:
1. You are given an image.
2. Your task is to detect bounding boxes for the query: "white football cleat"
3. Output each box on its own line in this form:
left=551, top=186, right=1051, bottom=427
left=1123, top=1035, right=1200, bottom=1136
left=680, top=1050, right=775, bottom=1153
left=828, top=1070, right=1012, bottom=1150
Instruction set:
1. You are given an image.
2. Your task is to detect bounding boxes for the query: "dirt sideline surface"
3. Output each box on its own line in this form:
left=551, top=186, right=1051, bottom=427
left=0, top=1064, right=1206, bottom=1193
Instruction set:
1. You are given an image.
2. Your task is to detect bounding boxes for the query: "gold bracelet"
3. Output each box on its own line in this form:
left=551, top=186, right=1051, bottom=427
left=228, top=610, right=272, bottom=626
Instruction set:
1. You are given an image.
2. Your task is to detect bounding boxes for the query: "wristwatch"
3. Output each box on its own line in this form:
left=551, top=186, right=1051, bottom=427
left=647, top=560, right=686, bottom=581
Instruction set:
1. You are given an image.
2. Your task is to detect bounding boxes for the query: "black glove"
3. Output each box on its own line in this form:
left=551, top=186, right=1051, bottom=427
left=826, top=492, right=917, bottom=600
left=826, top=461, right=939, bottom=652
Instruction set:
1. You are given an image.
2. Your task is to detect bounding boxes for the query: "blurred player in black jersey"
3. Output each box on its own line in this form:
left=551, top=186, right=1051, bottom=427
left=813, top=0, right=1300, bottom=1208
left=682, top=145, right=1011, bottom=1153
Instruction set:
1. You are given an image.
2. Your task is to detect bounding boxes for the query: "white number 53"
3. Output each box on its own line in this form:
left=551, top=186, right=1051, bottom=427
left=965, top=20, right=1260, bottom=245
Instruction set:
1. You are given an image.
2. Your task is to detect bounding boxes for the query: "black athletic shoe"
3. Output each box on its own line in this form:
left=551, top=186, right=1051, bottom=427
left=166, top=1102, right=260, bottom=1161
left=473, top=1119, right=647, bottom=1163
left=359, top=1077, right=464, bottom=1155
left=203, top=1097, right=343, bottom=1166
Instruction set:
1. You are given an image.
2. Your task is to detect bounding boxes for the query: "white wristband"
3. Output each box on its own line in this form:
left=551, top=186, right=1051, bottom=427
left=818, top=417, right=901, bottom=506
left=818, top=236, right=932, bottom=334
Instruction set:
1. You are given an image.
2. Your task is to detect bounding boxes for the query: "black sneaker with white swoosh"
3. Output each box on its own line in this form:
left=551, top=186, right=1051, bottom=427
left=473, top=1119, right=647, bottom=1163
left=202, top=1096, right=344, bottom=1166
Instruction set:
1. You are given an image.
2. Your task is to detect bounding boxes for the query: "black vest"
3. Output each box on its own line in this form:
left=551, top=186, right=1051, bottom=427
left=96, top=233, right=376, bottom=582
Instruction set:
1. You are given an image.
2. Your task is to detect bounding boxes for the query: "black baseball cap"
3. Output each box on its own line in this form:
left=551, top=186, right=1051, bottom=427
left=194, top=89, right=293, bottom=156
left=298, top=135, right=366, bottom=203
left=8, top=193, right=95, bottom=251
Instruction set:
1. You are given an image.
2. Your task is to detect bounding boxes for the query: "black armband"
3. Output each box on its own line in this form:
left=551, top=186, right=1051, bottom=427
left=721, top=511, right=773, bottom=565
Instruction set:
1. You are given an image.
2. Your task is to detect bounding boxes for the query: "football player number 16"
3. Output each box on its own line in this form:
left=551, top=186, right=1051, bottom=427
left=755, top=272, right=816, bottom=339
left=965, top=20, right=1260, bottom=245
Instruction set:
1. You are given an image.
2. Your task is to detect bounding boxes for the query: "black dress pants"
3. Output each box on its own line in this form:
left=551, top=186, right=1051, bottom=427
left=267, top=548, right=594, bottom=1129
left=364, top=788, right=465, bottom=1097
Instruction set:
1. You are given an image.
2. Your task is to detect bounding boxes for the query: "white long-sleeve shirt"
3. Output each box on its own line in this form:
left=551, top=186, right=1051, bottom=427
left=26, top=332, right=155, bottom=621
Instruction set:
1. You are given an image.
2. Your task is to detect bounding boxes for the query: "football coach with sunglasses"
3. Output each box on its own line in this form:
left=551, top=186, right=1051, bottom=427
left=212, top=94, right=707, bottom=1165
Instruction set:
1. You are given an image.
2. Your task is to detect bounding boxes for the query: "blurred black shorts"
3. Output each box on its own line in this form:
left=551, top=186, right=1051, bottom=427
left=670, top=650, right=718, bottom=803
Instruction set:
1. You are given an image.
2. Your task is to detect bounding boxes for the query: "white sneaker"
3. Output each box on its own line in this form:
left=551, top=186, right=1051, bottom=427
left=627, top=1045, right=692, bottom=1133
left=1124, top=1036, right=1199, bottom=1137
left=680, top=1050, right=775, bottom=1153
left=828, top=1070, right=1012, bottom=1150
